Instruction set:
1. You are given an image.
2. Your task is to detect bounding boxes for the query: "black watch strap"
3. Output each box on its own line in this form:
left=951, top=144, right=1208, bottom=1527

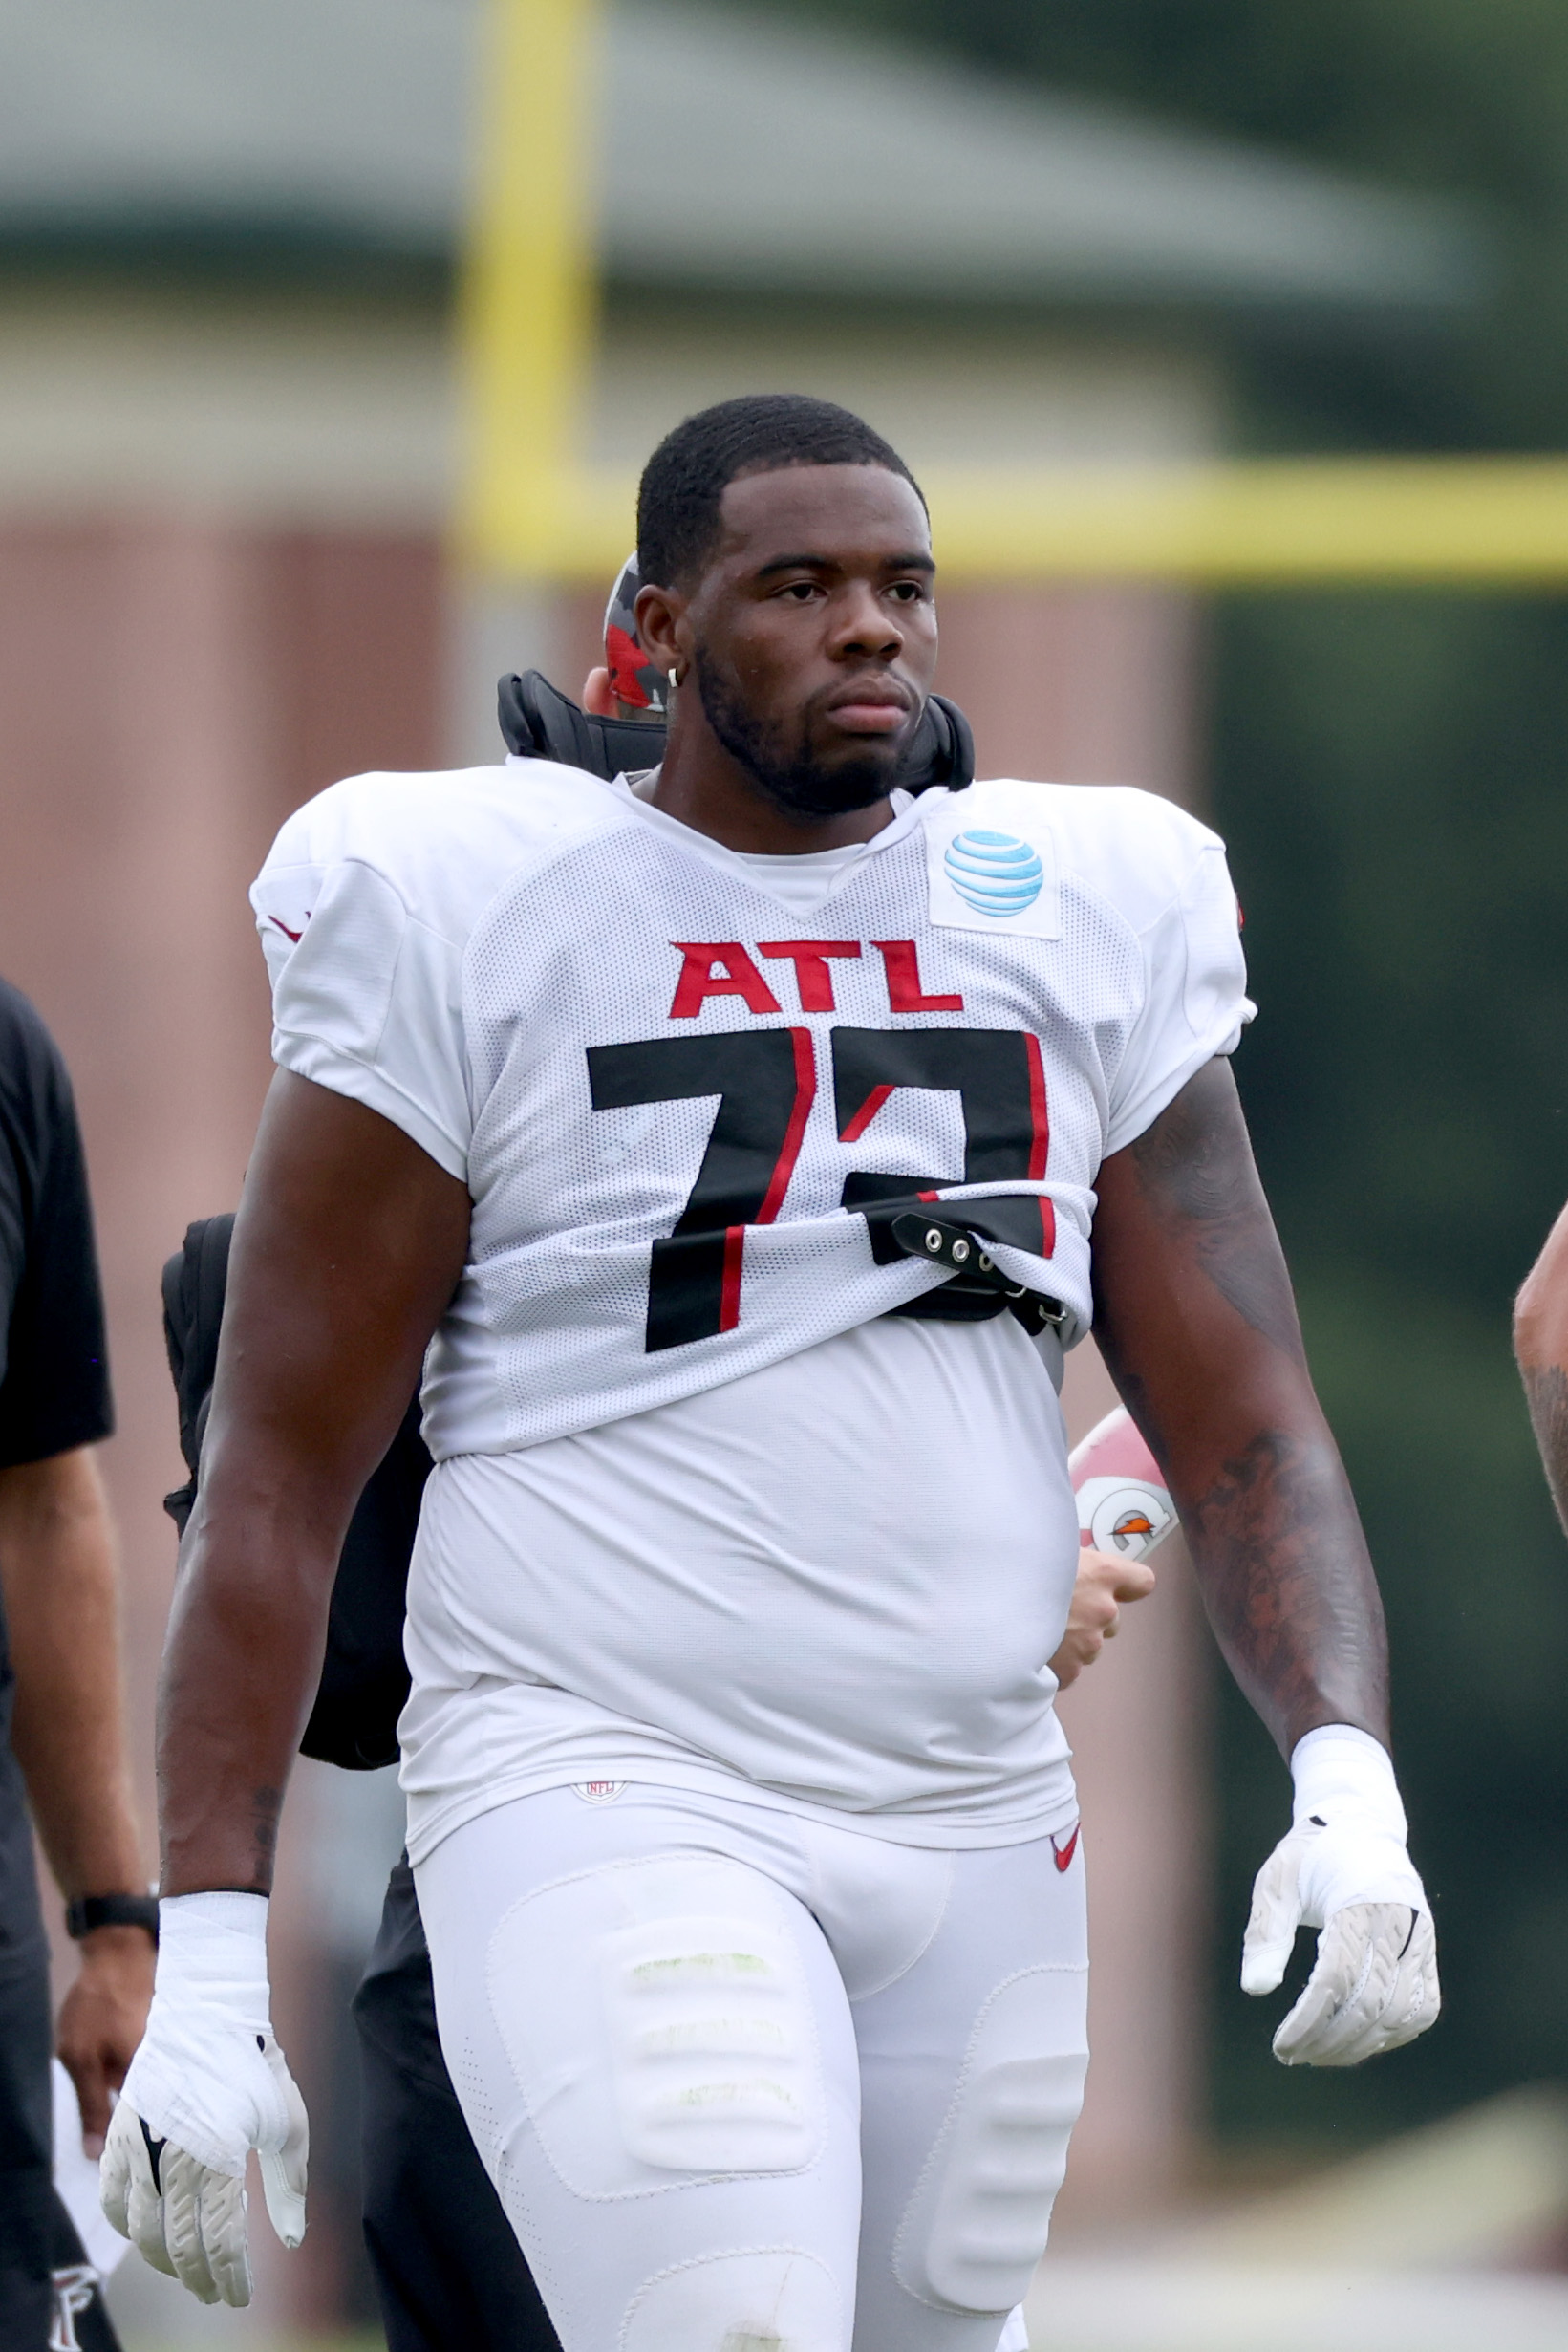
left=65, top=1892, right=160, bottom=1943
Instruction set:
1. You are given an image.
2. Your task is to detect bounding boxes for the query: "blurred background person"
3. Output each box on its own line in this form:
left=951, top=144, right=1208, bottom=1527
left=1513, top=1211, right=1568, bottom=1532
left=0, top=978, right=151, bottom=2352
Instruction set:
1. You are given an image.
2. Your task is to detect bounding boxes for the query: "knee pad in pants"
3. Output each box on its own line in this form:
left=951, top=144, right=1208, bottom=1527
left=482, top=1853, right=826, bottom=2197
left=894, top=1969, right=1087, bottom=2317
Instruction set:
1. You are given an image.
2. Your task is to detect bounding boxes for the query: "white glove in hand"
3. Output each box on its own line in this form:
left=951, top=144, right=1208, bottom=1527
left=99, top=1891, right=307, bottom=2305
left=1241, top=1725, right=1439, bottom=2068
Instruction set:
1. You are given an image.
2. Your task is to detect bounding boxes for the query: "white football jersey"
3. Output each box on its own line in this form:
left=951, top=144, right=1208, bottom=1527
left=252, top=761, right=1251, bottom=1462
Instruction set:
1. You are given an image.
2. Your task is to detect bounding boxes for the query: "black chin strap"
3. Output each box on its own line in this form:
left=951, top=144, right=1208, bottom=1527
left=497, top=671, right=976, bottom=795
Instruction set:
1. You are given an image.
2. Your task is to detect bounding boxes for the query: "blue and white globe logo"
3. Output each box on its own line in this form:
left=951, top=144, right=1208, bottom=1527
left=943, top=830, right=1044, bottom=917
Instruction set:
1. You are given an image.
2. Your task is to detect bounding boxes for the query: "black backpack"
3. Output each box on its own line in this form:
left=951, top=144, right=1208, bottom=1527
left=161, top=1212, right=430, bottom=1770
left=161, top=673, right=976, bottom=1771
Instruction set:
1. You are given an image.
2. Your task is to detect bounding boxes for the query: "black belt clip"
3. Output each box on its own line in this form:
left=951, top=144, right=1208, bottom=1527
left=890, top=1212, right=1065, bottom=1338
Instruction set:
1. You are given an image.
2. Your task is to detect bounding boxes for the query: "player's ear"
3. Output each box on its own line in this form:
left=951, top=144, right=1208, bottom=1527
left=580, top=666, right=617, bottom=718
left=633, top=584, right=686, bottom=681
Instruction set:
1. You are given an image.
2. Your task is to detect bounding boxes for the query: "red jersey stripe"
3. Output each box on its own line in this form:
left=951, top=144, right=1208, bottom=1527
left=718, top=1225, right=745, bottom=1332
left=756, top=1028, right=817, bottom=1224
left=839, top=1081, right=895, bottom=1144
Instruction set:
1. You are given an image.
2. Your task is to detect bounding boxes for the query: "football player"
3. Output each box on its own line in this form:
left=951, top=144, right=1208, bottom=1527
left=105, top=396, right=1437, bottom=2351
left=349, top=558, right=1152, bottom=2352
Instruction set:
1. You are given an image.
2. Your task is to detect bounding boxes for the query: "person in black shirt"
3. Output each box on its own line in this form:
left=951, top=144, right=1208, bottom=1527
left=0, top=980, right=151, bottom=2352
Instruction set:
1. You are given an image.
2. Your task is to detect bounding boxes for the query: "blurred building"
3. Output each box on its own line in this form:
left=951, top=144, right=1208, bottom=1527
left=0, top=0, right=1476, bottom=2331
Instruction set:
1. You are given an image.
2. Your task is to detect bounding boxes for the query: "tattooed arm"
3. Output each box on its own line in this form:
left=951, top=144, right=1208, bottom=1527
left=1091, top=1056, right=1387, bottom=1757
left=1514, top=1201, right=1568, bottom=1537
left=1091, top=1060, right=1437, bottom=2069
left=158, top=1071, right=469, bottom=1895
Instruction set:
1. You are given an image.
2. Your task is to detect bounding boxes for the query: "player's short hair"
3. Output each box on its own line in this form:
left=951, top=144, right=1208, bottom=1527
left=636, top=394, right=926, bottom=591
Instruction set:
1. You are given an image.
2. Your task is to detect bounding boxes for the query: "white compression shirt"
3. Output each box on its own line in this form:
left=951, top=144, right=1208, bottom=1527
left=400, top=1310, right=1078, bottom=1861
left=730, top=839, right=871, bottom=917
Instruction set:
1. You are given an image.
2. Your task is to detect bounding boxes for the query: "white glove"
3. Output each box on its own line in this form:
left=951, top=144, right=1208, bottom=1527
left=100, top=1891, right=308, bottom=2305
left=1240, top=1725, right=1440, bottom=2067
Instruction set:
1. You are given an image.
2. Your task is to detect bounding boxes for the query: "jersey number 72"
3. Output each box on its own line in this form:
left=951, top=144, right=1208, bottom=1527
left=587, top=1026, right=1049, bottom=1352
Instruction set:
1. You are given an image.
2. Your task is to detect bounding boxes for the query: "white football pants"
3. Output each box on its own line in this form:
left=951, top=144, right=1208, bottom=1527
left=415, top=1781, right=1088, bottom=2352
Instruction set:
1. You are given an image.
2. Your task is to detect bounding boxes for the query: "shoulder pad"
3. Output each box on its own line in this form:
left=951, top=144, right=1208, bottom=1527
left=498, top=671, right=664, bottom=781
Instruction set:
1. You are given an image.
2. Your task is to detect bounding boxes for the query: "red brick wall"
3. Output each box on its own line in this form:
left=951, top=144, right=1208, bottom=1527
left=0, top=518, right=441, bottom=2325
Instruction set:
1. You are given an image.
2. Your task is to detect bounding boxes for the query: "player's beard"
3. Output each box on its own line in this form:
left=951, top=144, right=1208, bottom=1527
left=695, top=649, right=914, bottom=823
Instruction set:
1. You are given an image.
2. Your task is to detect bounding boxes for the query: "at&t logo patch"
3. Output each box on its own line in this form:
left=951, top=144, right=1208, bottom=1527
left=943, top=831, right=1044, bottom=917
left=928, top=811, right=1058, bottom=937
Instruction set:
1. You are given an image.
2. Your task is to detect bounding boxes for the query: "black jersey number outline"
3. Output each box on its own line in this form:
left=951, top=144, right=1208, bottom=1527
left=588, top=1025, right=1048, bottom=1353
left=587, top=1030, right=815, bottom=1350
left=833, top=1026, right=1052, bottom=1270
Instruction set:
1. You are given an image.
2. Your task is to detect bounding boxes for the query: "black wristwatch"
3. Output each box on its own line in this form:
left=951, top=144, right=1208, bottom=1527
left=65, top=1892, right=160, bottom=1944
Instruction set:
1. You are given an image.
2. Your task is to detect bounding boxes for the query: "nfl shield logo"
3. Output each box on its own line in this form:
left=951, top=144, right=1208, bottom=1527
left=572, top=1780, right=628, bottom=1804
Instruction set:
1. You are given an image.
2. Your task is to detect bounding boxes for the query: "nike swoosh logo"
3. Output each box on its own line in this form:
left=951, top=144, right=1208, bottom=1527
left=1052, top=1825, right=1080, bottom=1873
left=269, top=914, right=307, bottom=942
left=139, top=2116, right=167, bottom=2190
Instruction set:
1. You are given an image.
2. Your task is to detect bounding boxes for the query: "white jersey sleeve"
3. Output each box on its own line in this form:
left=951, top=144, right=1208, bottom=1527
left=250, top=763, right=607, bottom=1183
left=256, top=841, right=470, bottom=1178
left=1104, top=815, right=1251, bottom=1154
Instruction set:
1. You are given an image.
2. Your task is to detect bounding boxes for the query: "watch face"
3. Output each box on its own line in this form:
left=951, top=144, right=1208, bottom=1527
left=68, top=1892, right=160, bottom=1939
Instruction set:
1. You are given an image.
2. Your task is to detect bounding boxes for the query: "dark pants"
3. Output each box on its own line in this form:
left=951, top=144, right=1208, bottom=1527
left=354, top=1858, right=561, bottom=2352
left=0, top=1757, right=119, bottom=2352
